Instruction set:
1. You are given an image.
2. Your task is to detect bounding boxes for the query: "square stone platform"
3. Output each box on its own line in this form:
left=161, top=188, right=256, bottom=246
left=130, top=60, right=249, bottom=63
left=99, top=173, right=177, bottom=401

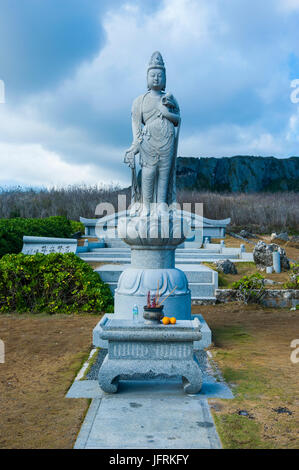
left=94, top=314, right=211, bottom=351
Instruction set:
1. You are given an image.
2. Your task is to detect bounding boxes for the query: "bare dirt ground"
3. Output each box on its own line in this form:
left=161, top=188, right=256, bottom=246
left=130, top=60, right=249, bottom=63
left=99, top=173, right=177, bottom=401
left=0, top=306, right=298, bottom=449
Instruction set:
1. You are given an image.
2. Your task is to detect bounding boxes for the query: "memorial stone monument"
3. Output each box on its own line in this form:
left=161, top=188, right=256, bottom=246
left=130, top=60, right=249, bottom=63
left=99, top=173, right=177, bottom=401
left=116, top=51, right=192, bottom=319
left=96, top=52, right=206, bottom=393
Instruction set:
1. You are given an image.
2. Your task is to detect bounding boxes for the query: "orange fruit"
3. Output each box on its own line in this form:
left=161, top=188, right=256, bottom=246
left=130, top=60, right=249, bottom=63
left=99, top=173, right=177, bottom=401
left=170, top=317, right=176, bottom=324
left=162, top=316, right=170, bottom=325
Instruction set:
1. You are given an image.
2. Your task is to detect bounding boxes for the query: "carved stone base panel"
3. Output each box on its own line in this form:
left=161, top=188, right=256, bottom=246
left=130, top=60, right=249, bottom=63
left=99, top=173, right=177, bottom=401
left=98, top=356, right=203, bottom=395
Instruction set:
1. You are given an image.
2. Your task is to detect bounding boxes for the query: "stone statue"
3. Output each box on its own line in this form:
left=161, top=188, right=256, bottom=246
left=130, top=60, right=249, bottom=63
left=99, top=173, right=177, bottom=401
left=124, top=51, right=181, bottom=216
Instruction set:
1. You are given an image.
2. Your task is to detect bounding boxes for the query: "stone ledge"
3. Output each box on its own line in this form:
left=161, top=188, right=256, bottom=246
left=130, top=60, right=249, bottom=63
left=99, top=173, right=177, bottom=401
left=215, top=289, right=299, bottom=308
left=93, top=313, right=212, bottom=350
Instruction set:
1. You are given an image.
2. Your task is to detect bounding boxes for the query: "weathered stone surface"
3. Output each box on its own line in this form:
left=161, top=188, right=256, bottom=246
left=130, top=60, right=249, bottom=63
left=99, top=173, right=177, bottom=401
left=214, top=259, right=238, bottom=274
left=253, top=241, right=290, bottom=271
left=263, top=279, right=279, bottom=286
left=70, top=231, right=83, bottom=239
left=98, top=318, right=203, bottom=394
left=80, top=211, right=230, bottom=241
left=272, top=232, right=289, bottom=242
left=239, top=230, right=256, bottom=239
left=22, top=236, right=78, bottom=255
left=115, top=213, right=192, bottom=320
left=215, top=288, right=299, bottom=308
left=124, top=51, right=180, bottom=216
left=176, top=156, right=299, bottom=193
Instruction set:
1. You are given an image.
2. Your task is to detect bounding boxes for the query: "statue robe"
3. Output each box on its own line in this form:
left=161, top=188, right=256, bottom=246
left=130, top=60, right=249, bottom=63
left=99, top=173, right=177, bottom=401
left=130, top=91, right=180, bottom=208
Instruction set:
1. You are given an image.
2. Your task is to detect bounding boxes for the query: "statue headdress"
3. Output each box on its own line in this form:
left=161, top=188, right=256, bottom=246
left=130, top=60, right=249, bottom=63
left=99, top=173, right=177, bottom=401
left=147, top=51, right=165, bottom=71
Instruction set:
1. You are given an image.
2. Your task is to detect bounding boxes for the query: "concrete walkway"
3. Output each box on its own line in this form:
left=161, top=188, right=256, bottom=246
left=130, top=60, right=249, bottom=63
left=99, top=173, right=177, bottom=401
left=67, top=375, right=232, bottom=449
left=72, top=380, right=222, bottom=449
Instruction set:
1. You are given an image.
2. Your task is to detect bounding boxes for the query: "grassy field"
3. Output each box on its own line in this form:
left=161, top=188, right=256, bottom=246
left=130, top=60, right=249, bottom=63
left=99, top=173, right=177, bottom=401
left=202, top=234, right=299, bottom=289
left=196, top=303, right=299, bottom=449
left=224, top=234, right=299, bottom=263
left=0, top=306, right=298, bottom=449
left=0, top=314, right=100, bottom=449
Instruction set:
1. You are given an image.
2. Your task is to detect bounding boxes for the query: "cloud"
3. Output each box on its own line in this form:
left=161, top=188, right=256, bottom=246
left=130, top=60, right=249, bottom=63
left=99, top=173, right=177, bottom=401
left=0, top=141, right=126, bottom=188
left=0, top=0, right=111, bottom=97
left=0, top=0, right=298, bottom=188
left=278, top=0, right=299, bottom=11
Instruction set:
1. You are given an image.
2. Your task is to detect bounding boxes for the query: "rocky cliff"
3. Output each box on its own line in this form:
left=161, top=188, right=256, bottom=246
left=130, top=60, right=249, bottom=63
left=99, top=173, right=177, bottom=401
left=176, top=156, right=299, bottom=192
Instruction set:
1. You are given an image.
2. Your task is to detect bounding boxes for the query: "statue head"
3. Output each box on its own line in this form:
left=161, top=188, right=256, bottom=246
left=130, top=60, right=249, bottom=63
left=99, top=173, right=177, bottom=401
left=147, top=51, right=166, bottom=91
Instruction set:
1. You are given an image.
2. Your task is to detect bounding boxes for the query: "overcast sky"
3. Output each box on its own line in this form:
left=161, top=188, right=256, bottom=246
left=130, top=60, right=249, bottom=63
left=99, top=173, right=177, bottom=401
left=0, top=0, right=299, bottom=188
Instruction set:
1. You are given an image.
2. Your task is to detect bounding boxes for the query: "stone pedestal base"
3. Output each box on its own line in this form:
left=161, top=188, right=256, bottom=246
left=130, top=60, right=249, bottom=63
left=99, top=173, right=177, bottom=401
left=115, top=267, right=191, bottom=320
left=98, top=318, right=203, bottom=394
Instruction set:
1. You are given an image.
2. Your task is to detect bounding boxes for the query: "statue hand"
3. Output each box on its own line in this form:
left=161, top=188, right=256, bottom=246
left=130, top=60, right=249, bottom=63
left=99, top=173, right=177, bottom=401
left=161, top=93, right=179, bottom=113
left=158, top=101, right=169, bottom=117
left=158, top=100, right=180, bottom=126
left=124, top=150, right=136, bottom=169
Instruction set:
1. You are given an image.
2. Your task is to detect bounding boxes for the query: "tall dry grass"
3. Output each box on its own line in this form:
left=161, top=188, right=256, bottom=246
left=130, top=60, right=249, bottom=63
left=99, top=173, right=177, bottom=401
left=0, top=185, right=298, bottom=234
left=177, top=190, right=299, bottom=234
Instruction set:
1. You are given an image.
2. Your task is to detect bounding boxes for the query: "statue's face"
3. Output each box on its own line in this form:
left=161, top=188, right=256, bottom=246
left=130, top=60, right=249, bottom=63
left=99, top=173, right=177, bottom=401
left=147, top=68, right=166, bottom=91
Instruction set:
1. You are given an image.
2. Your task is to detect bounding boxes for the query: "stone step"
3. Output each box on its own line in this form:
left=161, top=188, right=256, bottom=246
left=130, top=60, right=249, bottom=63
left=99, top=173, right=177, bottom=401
left=81, top=252, right=239, bottom=260
left=178, top=264, right=216, bottom=283
left=78, top=253, right=241, bottom=264
left=188, top=283, right=215, bottom=297
left=90, top=248, right=229, bottom=255
left=79, top=255, right=131, bottom=263
left=97, top=264, right=216, bottom=284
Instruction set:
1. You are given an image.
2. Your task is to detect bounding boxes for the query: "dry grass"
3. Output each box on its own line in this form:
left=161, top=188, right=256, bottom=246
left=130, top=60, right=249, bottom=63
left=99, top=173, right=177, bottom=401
left=0, top=186, right=298, bottom=234
left=194, top=303, right=299, bottom=449
left=223, top=234, right=299, bottom=262
left=203, top=261, right=291, bottom=289
left=0, top=306, right=298, bottom=449
left=260, top=236, right=299, bottom=263
left=0, top=313, right=101, bottom=449
left=208, top=234, right=298, bottom=289
left=179, top=190, right=299, bottom=234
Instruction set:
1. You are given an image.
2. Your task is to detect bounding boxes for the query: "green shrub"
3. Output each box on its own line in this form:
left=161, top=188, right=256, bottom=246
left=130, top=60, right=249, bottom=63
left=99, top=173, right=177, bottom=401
left=0, top=253, right=113, bottom=314
left=232, top=273, right=265, bottom=304
left=283, top=263, right=299, bottom=290
left=218, top=273, right=230, bottom=288
left=69, top=220, right=85, bottom=234
left=0, top=216, right=75, bottom=257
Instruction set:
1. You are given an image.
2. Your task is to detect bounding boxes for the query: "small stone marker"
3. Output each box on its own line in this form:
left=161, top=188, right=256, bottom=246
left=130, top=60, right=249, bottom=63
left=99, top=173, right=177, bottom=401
left=273, top=251, right=281, bottom=273
left=22, top=236, right=78, bottom=255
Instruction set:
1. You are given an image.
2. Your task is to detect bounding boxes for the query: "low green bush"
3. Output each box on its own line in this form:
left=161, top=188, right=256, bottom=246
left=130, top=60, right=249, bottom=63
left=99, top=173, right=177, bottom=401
left=232, top=273, right=265, bottom=304
left=283, top=263, right=299, bottom=290
left=0, top=216, right=76, bottom=257
left=0, top=253, right=113, bottom=314
left=69, top=220, right=85, bottom=235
